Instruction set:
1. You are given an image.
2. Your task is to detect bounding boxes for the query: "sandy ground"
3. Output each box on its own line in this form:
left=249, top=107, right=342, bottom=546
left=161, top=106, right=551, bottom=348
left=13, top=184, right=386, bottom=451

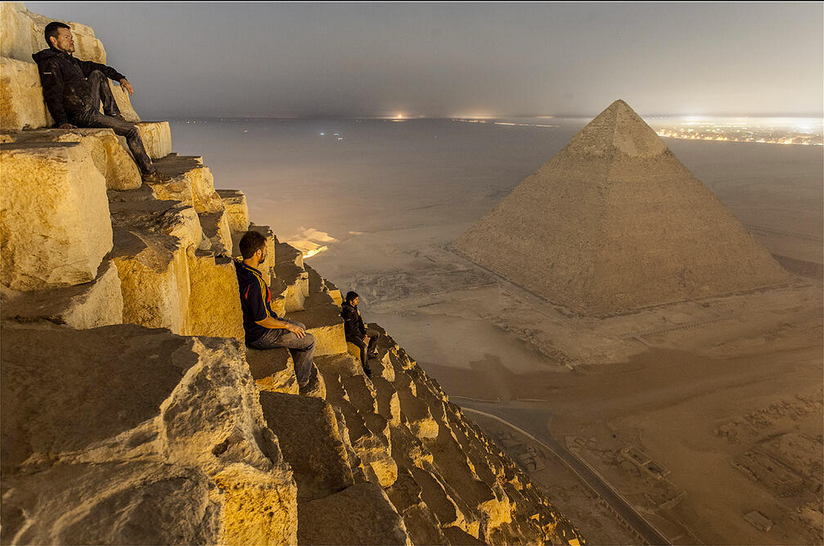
left=307, top=140, right=823, bottom=544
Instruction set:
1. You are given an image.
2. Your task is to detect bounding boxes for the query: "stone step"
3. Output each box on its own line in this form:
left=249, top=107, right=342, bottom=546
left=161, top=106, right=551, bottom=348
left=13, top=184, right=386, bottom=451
left=275, top=238, right=303, bottom=269
left=0, top=259, right=122, bottom=329
left=3, top=128, right=141, bottom=190
left=132, top=121, right=171, bottom=160
left=386, top=467, right=449, bottom=546
left=215, top=189, right=250, bottom=234
left=297, top=482, right=411, bottom=546
left=259, top=391, right=354, bottom=502
left=1, top=140, right=112, bottom=290
left=285, top=294, right=347, bottom=356
left=245, top=347, right=299, bottom=395
left=185, top=250, right=243, bottom=340
left=149, top=155, right=223, bottom=214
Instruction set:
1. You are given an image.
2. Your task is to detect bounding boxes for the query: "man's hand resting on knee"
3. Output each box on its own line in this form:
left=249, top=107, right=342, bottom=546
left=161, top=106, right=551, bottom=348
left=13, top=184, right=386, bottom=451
left=255, top=316, right=306, bottom=338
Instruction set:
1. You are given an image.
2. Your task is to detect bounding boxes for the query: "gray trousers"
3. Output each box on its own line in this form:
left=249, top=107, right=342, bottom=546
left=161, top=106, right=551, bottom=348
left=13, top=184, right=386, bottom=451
left=247, top=320, right=317, bottom=386
left=73, top=70, right=155, bottom=175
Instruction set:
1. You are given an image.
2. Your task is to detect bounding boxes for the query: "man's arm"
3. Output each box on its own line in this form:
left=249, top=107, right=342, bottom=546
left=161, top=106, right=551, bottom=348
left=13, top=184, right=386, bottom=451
left=36, top=58, right=70, bottom=126
left=256, top=317, right=306, bottom=338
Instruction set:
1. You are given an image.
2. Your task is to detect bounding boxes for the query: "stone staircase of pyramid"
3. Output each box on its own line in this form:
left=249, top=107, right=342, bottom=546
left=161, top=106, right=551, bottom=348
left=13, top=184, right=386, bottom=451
left=0, top=3, right=583, bottom=545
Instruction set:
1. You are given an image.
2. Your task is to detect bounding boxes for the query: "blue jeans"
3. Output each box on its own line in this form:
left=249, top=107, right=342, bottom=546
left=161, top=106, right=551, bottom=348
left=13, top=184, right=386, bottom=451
left=72, top=70, right=155, bottom=176
left=247, top=320, right=316, bottom=386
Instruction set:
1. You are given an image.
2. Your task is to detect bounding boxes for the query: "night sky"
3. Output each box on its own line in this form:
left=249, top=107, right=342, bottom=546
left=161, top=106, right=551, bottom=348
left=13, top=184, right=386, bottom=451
left=26, top=2, right=824, bottom=119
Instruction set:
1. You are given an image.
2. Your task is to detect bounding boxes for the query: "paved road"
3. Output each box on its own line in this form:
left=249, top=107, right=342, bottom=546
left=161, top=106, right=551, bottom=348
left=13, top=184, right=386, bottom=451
left=454, top=398, right=671, bottom=546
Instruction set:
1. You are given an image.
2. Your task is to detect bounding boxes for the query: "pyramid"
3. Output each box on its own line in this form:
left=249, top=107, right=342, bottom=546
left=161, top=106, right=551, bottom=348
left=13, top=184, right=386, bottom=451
left=453, top=100, right=791, bottom=315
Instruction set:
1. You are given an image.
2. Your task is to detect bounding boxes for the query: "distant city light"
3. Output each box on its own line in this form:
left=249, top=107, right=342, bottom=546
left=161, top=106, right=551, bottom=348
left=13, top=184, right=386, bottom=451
left=650, top=117, right=822, bottom=146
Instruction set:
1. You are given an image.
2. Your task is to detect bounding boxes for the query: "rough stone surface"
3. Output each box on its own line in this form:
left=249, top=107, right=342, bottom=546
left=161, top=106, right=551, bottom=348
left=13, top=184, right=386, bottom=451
left=245, top=347, right=299, bottom=394
left=186, top=250, right=244, bottom=340
left=0, top=141, right=112, bottom=289
left=286, top=293, right=347, bottom=356
left=454, top=99, right=791, bottom=315
left=297, top=482, right=412, bottom=546
left=151, top=154, right=224, bottom=213
left=136, top=121, right=172, bottom=160
left=1, top=324, right=298, bottom=546
left=259, top=392, right=354, bottom=501
left=217, top=189, right=251, bottom=234
left=0, top=259, right=122, bottom=328
left=5, top=127, right=142, bottom=190
left=0, top=56, right=51, bottom=131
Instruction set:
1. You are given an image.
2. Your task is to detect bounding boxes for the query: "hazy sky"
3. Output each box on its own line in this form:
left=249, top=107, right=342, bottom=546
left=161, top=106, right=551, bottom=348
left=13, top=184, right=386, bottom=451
left=27, top=2, right=823, bottom=119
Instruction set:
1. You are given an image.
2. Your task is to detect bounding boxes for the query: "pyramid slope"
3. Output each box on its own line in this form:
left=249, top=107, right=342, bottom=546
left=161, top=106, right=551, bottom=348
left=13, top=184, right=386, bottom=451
left=454, top=100, right=790, bottom=315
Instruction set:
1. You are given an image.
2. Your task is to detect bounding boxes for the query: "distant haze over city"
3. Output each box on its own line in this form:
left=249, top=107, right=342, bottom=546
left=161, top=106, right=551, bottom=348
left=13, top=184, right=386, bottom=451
left=28, top=2, right=824, bottom=119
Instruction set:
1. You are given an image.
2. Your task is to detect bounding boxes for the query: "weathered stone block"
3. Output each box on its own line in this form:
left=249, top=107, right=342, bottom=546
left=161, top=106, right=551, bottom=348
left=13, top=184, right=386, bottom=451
left=199, top=208, right=233, bottom=256
left=0, top=56, right=51, bottom=131
left=6, top=127, right=142, bottom=190
left=259, top=391, right=354, bottom=501
left=0, top=461, right=222, bottom=545
left=245, top=347, right=299, bottom=394
left=297, top=482, right=412, bottom=546
left=186, top=250, right=243, bottom=340
left=217, top=189, right=250, bottom=234
left=151, top=155, right=224, bottom=213
left=1, top=3, right=107, bottom=64
left=286, top=294, right=347, bottom=357
left=0, top=141, right=112, bottom=289
left=0, top=259, right=122, bottom=328
left=1, top=325, right=298, bottom=546
left=136, top=121, right=171, bottom=159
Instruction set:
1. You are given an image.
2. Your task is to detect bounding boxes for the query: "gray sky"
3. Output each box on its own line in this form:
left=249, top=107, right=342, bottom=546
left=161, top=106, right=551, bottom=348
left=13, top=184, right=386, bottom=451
left=27, top=2, right=824, bottom=119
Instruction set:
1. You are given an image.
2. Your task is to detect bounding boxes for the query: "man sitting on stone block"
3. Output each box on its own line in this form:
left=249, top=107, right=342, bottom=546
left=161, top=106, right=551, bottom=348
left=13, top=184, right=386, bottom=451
left=234, top=230, right=318, bottom=390
left=341, top=291, right=380, bottom=377
left=33, top=21, right=162, bottom=181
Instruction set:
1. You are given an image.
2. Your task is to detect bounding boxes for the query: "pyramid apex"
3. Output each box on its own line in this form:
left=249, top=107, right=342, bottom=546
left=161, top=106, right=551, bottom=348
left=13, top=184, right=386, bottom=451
left=566, top=100, right=668, bottom=158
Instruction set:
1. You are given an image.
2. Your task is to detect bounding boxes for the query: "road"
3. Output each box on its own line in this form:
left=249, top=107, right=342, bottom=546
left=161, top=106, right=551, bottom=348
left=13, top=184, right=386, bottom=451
left=453, top=397, right=671, bottom=546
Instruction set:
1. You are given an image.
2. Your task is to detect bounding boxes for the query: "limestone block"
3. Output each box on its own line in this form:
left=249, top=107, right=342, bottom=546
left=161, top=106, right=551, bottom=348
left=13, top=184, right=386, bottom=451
left=273, top=262, right=308, bottom=313
left=152, top=155, right=224, bottom=213
left=0, top=141, right=112, bottom=289
left=259, top=392, right=354, bottom=501
left=217, top=189, right=250, bottom=234
left=0, top=461, right=222, bottom=545
left=372, top=377, right=402, bottom=427
left=245, top=347, right=299, bottom=394
left=199, top=209, right=233, bottom=256
left=387, top=467, right=449, bottom=546
left=297, top=482, right=412, bottom=546
left=1, top=325, right=298, bottom=546
left=186, top=250, right=243, bottom=340
left=286, top=295, right=347, bottom=357
left=108, top=186, right=203, bottom=250
left=409, top=467, right=472, bottom=535
left=6, top=127, right=142, bottom=190
left=136, top=121, right=172, bottom=159
left=276, top=239, right=304, bottom=270
left=0, top=259, right=122, bottom=328
left=343, top=374, right=378, bottom=415
left=316, top=352, right=364, bottom=380
left=0, top=56, right=51, bottom=131
left=1, top=3, right=107, bottom=64
left=108, top=80, right=140, bottom=123
left=396, top=383, right=439, bottom=440
left=109, top=198, right=193, bottom=334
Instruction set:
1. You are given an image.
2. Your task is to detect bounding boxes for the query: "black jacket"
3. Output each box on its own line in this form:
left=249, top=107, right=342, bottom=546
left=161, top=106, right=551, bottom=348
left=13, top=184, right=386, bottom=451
left=32, top=48, right=125, bottom=126
left=341, top=301, right=366, bottom=339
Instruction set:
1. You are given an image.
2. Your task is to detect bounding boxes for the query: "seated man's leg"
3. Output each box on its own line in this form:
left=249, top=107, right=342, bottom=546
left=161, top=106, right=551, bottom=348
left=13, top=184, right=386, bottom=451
left=75, top=112, right=155, bottom=176
left=366, top=327, right=380, bottom=356
left=86, top=70, right=121, bottom=117
left=274, top=321, right=317, bottom=386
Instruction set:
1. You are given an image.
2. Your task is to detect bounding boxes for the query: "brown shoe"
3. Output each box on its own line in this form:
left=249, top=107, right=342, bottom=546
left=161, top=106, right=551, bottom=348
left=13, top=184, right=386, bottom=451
left=142, top=171, right=170, bottom=183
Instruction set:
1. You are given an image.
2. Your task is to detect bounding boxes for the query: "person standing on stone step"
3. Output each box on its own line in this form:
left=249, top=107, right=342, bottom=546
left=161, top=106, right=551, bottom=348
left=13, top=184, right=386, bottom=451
left=32, top=21, right=163, bottom=181
left=234, top=230, right=319, bottom=391
left=341, top=291, right=380, bottom=377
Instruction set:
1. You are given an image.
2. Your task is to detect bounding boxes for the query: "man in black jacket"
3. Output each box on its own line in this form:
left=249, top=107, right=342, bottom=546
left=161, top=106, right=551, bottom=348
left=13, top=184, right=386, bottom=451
left=33, top=21, right=160, bottom=179
left=341, top=291, right=379, bottom=377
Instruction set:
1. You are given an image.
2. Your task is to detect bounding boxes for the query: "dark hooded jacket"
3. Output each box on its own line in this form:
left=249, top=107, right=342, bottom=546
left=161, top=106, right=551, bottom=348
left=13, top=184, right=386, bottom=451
left=32, top=48, right=125, bottom=126
left=340, top=301, right=367, bottom=340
